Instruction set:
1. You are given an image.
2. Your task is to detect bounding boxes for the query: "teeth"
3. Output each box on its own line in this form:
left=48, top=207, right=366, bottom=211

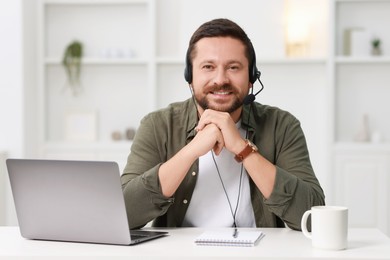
left=213, top=91, right=230, bottom=95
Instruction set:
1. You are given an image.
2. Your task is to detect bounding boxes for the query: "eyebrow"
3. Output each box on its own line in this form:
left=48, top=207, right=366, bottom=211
left=199, top=59, right=244, bottom=66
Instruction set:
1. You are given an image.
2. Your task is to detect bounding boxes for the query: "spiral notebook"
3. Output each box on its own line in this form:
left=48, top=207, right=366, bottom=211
left=194, top=229, right=265, bottom=247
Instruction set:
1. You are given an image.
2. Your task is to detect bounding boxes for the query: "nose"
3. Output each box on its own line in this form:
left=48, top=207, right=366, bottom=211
left=213, top=67, right=229, bottom=86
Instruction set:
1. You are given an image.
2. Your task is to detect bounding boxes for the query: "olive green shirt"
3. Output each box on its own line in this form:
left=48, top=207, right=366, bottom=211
left=121, top=99, right=325, bottom=230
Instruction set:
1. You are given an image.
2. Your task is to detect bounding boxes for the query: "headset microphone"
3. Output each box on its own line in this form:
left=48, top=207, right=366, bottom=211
left=243, top=94, right=256, bottom=105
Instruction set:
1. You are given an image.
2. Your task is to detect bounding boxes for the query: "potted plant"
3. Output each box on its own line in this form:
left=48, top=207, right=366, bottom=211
left=62, top=40, right=83, bottom=95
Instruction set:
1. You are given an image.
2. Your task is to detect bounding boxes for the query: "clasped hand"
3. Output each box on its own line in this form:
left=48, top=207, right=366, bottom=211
left=192, top=109, right=244, bottom=157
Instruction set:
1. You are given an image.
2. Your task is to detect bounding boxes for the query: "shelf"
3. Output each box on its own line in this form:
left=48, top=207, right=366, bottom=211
left=43, top=0, right=150, bottom=5
left=42, top=141, right=132, bottom=172
left=45, top=57, right=149, bottom=65
left=155, top=57, right=328, bottom=65
left=43, top=141, right=133, bottom=151
left=258, top=57, right=327, bottom=65
left=333, top=142, right=390, bottom=152
left=335, top=0, right=390, bottom=3
left=335, top=56, right=390, bottom=64
left=156, top=57, right=183, bottom=65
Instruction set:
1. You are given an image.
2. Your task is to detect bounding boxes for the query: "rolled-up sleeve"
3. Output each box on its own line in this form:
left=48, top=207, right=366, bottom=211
left=121, top=113, right=174, bottom=229
left=262, top=114, right=325, bottom=230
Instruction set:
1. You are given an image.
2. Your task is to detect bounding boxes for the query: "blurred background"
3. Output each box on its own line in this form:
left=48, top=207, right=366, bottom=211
left=1, top=0, right=389, bottom=236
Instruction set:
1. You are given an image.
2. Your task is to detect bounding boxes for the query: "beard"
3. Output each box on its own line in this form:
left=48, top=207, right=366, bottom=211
left=195, top=84, right=244, bottom=114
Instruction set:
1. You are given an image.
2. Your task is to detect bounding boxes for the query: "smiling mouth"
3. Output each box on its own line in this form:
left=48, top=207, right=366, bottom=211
left=211, top=91, right=232, bottom=95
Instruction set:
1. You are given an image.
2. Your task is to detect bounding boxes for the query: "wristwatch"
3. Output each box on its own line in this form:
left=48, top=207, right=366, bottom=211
left=234, top=139, right=258, bottom=163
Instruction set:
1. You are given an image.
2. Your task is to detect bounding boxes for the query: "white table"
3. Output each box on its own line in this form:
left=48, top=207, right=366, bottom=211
left=0, top=227, right=389, bottom=259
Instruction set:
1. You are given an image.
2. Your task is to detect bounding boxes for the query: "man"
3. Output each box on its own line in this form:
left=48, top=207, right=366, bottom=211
left=121, top=18, right=325, bottom=230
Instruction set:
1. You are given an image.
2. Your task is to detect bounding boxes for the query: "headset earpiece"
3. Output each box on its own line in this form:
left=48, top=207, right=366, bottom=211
left=184, top=49, right=192, bottom=83
left=248, top=41, right=260, bottom=84
left=249, top=65, right=259, bottom=84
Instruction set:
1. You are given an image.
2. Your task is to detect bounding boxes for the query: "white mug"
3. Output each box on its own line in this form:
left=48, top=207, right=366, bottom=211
left=301, top=206, right=348, bottom=250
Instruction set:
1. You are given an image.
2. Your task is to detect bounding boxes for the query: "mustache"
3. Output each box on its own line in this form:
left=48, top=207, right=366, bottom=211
left=209, top=84, right=234, bottom=92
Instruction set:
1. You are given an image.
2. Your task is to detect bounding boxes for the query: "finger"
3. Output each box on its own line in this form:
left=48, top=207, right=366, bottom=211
left=197, top=109, right=218, bottom=129
left=213, top=142, right=223, bottom=155
left=196, top=114, right=210, bottom=131
left=212, top=133, right=225, bottom=155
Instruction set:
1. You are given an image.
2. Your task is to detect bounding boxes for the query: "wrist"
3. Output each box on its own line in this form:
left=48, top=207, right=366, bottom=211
left=233, top=139, right=247, bottom=155
left=234, top=139, right=258, bottom=163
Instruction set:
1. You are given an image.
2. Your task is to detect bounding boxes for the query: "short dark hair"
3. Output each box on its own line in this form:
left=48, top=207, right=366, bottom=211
left=184, top=18, right=257, bottom=83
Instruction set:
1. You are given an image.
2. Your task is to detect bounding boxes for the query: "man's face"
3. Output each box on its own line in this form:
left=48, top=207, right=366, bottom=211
left=191, top=37, right=252, bottom=115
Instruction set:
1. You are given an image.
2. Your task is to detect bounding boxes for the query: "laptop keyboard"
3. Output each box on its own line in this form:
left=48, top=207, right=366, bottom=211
left=130, top=230, right=168, bottom=241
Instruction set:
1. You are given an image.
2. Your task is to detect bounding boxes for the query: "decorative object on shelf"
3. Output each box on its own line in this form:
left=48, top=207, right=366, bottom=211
left=284, top=0, right=310, bottom=57
left=343, top=28, right=357, bottom=55
left=371, top=131, right=383, bottom=143
left=371, top=38, right=382, bottom=56
left=62, top=41, right=83, bottom=96
left=125, top=128, right=136, bottom=140
left=111, top=131, right=123, bottom=141
left=354, top=114, right=370, bottom=142
left=343, top=28, right=370, bottom=56
left=100, top=47, right=136, bottom=59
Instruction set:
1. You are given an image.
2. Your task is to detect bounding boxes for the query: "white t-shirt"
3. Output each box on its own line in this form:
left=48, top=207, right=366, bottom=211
left=182, top=122, right=256, bottom=227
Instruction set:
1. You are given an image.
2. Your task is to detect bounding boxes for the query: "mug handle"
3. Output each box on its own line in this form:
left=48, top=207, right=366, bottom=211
left=301, top=210, right=312, bottom=239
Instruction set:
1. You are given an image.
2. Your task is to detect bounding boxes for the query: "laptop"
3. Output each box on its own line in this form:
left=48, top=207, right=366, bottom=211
left=6, top=158, right=168, bottom=245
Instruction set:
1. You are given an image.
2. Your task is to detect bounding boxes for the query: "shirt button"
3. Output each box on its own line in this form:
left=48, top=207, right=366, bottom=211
left=183, top=199, right=188, bottom=204
left=192, top=171, right=197, bottom=176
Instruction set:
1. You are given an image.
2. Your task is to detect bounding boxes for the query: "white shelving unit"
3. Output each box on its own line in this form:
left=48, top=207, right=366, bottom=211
left=35, top=0, right=329, bottom=175
left=29, top=0, right=390, bottom=235
left=330, top=0, right=390, bottom=236
left=37, top=0, right=157, bottom=171
left=332, top=0, right=390, bottom=143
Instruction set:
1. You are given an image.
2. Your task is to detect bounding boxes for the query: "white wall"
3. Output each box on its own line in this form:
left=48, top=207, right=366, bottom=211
left=0, top=0, right=24, bottom=226
left=0, top=1, right=24, bottom=157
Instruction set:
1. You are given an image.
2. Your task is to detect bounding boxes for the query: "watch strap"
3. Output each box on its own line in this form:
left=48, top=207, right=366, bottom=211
left=234, top=139, right=258, bottom=163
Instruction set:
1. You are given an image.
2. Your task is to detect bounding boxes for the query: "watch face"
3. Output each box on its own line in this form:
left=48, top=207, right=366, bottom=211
left=247, top=140, right=258, bottom=151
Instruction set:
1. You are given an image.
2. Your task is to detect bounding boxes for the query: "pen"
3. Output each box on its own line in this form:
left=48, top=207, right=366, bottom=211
left=233, top=228, right=238, bottom=238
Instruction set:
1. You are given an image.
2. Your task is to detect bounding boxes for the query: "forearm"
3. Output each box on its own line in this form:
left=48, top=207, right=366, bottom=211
left=242, top=152, right=276, bottom=199
left=159, top=121, right=225, bottom=197
left=121, top=164, right=174, bottom=229
left=158, top=143, right=198, bottom=197
left=243, top=148, right=324, bottom=230
left=242, top=143, right=324, bottom=230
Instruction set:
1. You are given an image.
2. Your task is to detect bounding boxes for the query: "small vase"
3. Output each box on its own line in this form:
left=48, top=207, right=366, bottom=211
left=125, top=128, right=136, bottom=140
left=354, top=114, right=370, bottom=142
left=371, top=47, right=382, bottom=56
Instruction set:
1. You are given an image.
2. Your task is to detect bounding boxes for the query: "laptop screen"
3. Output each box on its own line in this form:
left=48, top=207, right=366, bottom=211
left=7, top=159, right=133, bottom=245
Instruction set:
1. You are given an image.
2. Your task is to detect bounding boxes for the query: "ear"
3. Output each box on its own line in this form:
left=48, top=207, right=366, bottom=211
left=248, top=82, right=253, bottom=93
left=188, top=84, right=194, bottom=95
